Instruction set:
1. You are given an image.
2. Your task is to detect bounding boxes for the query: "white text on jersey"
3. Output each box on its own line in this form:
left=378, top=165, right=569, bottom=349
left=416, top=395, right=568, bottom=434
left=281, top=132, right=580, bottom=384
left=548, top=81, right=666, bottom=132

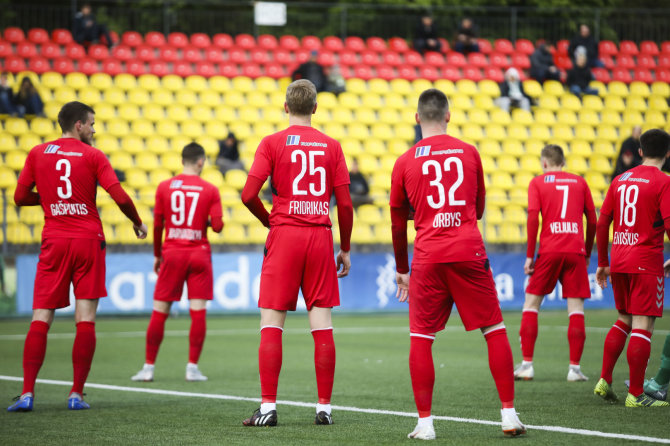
left=433, top=212, right=462, bottom=228
left=613, top=231, right=639, bottom=246
left=550, top=221, right=578, bottom=234
left=167, top=228, right=203, bottom=241
left=289, top=200, right=329, bottom=216
left=50, top=202, right=88, bottom=216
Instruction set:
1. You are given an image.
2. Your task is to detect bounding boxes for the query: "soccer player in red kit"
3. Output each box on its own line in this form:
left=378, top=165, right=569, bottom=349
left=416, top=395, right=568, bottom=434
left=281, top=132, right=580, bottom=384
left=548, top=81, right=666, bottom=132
left=7, top=101, right=147, bottom=412
left=240, top=79, right=353, bottom=426
left=390, top=89, right=525, bottom=439
left=515, top=145, right=596, bottom=382
left=594, top=128, right=670, bottom=407
left=131, top=143, right=223, bottom=383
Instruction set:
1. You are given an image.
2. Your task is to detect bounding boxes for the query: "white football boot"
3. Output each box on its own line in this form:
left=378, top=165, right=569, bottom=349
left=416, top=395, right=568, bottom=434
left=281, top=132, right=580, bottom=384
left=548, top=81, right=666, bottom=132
left=501, top=408, right=527, bottom=437
left=186, top=363, right=208, bottom=381
left=567, top=365, right=589, bottom=382
left=513, top=362, right=534, bottom=381
left=408, top=417, right=436, bottom=440
left=131, top=364, right=154, bottom=382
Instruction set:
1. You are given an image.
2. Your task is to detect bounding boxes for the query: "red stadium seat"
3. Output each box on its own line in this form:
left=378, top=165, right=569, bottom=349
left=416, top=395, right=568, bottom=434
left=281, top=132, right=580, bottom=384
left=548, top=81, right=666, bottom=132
left=375, top=65, right=395, bottom=81
left=40, top=42, right=60, bottom=59
left=250, top=49, right=270, bottom=64
left=388, top=37, right=410, bottom=53
left=442, top=66, right=461, bottom=82
left=16, top=42, right=37, bottom=58
left=511, top=53, right=530, bottom=70
left=195, top=62, right=216, bottom=77
left=656, top=69, right=670, bottom=83
left=612, top=68, right=632, bottom=83
left=102, top=59, right=122, bottom=76
left=494, top=39, right=514, bottom=54
left=107, top=31, right=119, bottom=46
left=338, top=51, right=358, bottom=66
left=446, top=51, right=466, bottom=68
left=404, top=51, right=423, bottom=67
left=366, top=37, right=386, bottom=52
left=52, top=29, right=73, bottom=45
left=183, top=47, right=203, bottom=63
left=65, top=43, right=86, bottom=60
left=477, top=39, right=492, bottom=54
left=263, top=62, right=286, bottom=79
left=489, top=52, right=508, bottom=69
left=213, top=33, right=234, bottom=50
left=339, top=65, right=353, bottom=79
left=219, top=62, right=240, bottom=77
left=125, top=60, right=146, bottom=76
left=0, top=41, right=13, bottom=58
left=257, top=34, right=278, bottom=50
left=661, top=41, right=670, bottom=55
left=149, top=60, right=169, bottom=77
left=361, top=50, right=380, bottom=66
left=639, top=41, right=659, bottom=56
left=463, top=66, right=483, bottom=81
left=205, top=47, right=225, bottom=64
left=556, top=39, right=570, bottom=56
left=515, top=39, right=534, bottom=55
left=419, top=66, right=440, bottom=81
left=168, top=32, right=188, bottom=49
left=279, top=35, right=300, bottom=51
left=27, top=28, right=49, bottom=45
left=295, top=49, right=311, bottom=64
left=600, top=55, right=615, bottom=70
left=467, top=52, right=488, bottom=69
left=658, top=54, right=670, bottom=69
left=111, top=44, right=132, bottom=61
left=353, top=65, right=374, bottom=80
left=484, top=66, right=504, bottom=83
left=190, top=33, right=211, bottom=49
left=323, top=36, right=343, bottom=52
left=4, top=27, right=25, bottom=43
left=555, top=55, right=572, bottom=70
left=592, top=68, right=610, bottom=83
left=381, top=51, right=402, bottom=66
left=159, top=46, right=178, bottom=63
left=273, top=49, right=292, bottom=65
left=301, top=35, right=321, bottom=51
left=173, top=61, right=193, bottom=77
left=619, top=40, right=639, bottom=55
left=424, top=51, right=446, bottom=67
left=228, top=48, right=247, bottom=64
left=53, top=57, right=75, bottom=74
left=633, top=68, right=653, bottom=83
left=145, top=31, right=166, bottom=48
left=88, top=44, right=110, bottom=61
left=317, top=51, right=335, bottom=67
left=344, top=36, right=366, bottom=52
left=78, top=58, right=98, bottom=76
left=637, top=54, right=656, bottom=70
left=121, top=31, right=143, bottom=47
left=241, top=63, right=262, bottom=78
left=235, top=33, right=256, bottom=50
left=615, top=55, right=635, bottom=70
left=397, top=65, right=417, bottom=81
left=438, top=38, right=450, bottom=53
left=598, top=40, right=617, bottom=57
left=135, top=45, right=156, bottom=62
left=27, top=57, right=49, bottom=74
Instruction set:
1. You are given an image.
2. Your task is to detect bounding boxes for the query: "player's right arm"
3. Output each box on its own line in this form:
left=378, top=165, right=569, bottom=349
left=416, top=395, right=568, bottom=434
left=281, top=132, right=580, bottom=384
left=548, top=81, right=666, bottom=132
left=209, top=186, right=224, bottom=233
left=152, top=182, right=165, bottom=273
left=595, top=184, right=615, bottom=289
left=242, top=139, right=271, bottom=228
left=390, top=157, right=410, bottom=302
left=583, top=180, right=597, bottom=260
left=525, top=178, right=540, bottom=275
left=14, top=150, right=40, bottom=206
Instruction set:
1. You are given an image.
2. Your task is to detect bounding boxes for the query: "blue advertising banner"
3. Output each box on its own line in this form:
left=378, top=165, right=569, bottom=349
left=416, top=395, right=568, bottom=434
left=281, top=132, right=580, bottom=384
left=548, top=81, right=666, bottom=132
left=12, top=251, right=639, bottom=316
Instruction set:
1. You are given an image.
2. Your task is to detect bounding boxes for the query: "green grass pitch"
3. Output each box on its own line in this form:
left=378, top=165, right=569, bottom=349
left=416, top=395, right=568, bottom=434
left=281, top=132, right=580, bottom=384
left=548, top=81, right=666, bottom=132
left=1, top=309, right=669, bottom=445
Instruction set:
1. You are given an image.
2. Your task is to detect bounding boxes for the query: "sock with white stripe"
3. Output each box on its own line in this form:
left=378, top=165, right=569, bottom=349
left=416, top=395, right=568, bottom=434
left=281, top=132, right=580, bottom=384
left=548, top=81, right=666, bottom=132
left=409, top=334, right=435, bottom=418
left=627, top=329, right=652, bottom=397
left=260, top=402, right=276, bottom=414
left=600, top=319, right=631, bottom=384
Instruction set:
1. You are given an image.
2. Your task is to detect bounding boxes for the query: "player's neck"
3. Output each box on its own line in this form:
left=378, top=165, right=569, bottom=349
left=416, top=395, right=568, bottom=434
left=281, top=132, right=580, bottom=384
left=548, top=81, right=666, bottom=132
left=543, top=167, right=562, bottom=173
left=641, top=158, right=665, bottom=169
left=61, top=131, right=80, bottom=141
left=288, top=115, right=312, bottom=127
left=182, top=166, right=201, bottom=176
left=420, top=124, right=447, bottom=139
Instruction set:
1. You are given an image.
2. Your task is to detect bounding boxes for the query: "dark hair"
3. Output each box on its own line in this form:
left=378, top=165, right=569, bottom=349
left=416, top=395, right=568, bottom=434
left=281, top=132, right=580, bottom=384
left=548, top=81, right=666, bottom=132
left=639, top=129, right=670, bottom=160
left=58, top=101, right=94, bottom=132
left=182, top=142, right=206, bottom=164
left=417, top=88, right=449, bottom=123
left=540, top=144, right=565, bottom=167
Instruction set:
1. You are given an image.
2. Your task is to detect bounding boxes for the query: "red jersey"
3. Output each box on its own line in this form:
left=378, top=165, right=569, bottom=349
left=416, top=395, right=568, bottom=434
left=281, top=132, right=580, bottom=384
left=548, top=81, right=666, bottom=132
left=154, top=174, right=222, bottom=252
left=390, top=134, right=487, bottom=264
left=528, top=172, right=595, bottom=256
left=248, top=125, right=350, bottom=227
left=17, top=137, right=119, bottom=241
left=599, top=165, right=670, bottom=275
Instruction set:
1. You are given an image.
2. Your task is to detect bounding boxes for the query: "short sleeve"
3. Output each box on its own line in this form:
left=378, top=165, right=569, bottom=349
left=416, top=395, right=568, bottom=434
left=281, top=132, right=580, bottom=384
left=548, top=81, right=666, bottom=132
left=333, top=143, right=350, bottom=187
left=389, top=157, right=408, bottom=209
left=527, top=178, right=540, bottom=211
left=583, top=178, right=595, bottom=211
left=94, top=150, right=121, bottom=191
left=209, top=185, right=223, bottom=218
left=600, top=183, right=615, bottom=218
left=17, top=149, right=35, bottom=188
left=248, top=137, right=272, bottom=182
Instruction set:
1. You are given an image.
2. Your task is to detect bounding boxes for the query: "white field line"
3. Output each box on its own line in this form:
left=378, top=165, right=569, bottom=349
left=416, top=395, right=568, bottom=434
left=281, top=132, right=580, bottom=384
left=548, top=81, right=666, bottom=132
left=0, top=375, right=668, bottom=444
left=0, top=325, right=667, bottom=341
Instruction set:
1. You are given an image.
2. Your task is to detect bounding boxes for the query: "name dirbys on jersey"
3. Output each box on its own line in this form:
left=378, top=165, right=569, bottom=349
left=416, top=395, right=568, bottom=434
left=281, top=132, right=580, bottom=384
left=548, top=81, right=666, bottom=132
left=167, top=228, right=203, bottom=241
left=433, top=212, right=461, bottom=228
left=549, top=221, right=578, bottom=234
left=613, top=231, right=639, bottom=245
left=50, top=202, right=88, bottom=216
left=289, top=200, right=329, bottom=215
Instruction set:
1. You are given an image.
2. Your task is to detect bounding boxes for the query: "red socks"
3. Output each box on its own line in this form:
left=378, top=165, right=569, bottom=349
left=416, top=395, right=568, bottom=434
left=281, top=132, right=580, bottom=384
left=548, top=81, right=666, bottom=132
left=22, top=320, right=50, bottom=395
left=600, top=319, right=631, bottom=384
left=519, top=310, right=538, bottom=362
left=145, top=310, right=169, bottom=365
left=568, top=312, right=586, bottom=366
left=409, top=334, right=435, bottom=418
left=189, top=309, right=207, bottom=364
left=627, top=329, right=652, bottom=396
left=71, top=321, right=96, bottom=395
left=484, top=327, right=515, bottom=408
left=312, top=328, right=336, bottom=404
left=259, top=326, right=283, bottom=403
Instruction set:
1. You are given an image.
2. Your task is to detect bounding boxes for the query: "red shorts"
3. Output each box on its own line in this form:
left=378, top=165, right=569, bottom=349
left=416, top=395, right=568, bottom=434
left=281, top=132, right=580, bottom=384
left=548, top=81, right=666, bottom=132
left=33, top=238, right=107, bottom=310
left=154, top=246, right=214, bottom=301
left=259, top=225, right=339, bottom=311
left=525, top=253, right=591, bottom=298
left=610, top=272, right=664, bottom=317
left=409, top=260, right=503, bottom=333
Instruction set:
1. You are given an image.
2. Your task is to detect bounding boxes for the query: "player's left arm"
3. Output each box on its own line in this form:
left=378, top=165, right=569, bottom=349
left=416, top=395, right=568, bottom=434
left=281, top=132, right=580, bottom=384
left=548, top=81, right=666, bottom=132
left=390, top=159, right=410, bottom=302
left=595, top=186, right=615, bottom=289
left=583, top=180, right=597, bottom=259
left=209, top=187, right=224, bottom=233
left=334, top=184, right=353, bottom=278
left=14, top=150, right=40, bottom=206
left=475, top=151, right=486, bottom=220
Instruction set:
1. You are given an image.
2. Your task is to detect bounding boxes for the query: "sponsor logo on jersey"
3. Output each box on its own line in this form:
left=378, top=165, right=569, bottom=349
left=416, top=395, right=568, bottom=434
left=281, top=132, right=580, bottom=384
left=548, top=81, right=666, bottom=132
left=44, top=144, right=60, bottom=154
left=286, top=135, right=301, bottom=146
left=619, top=172, right=633, bottom=181
left=544, top=175, right=555, bottom=183
left=169, top=180, right=183, bottom=189
left=415, top=146, right=431, bottom=158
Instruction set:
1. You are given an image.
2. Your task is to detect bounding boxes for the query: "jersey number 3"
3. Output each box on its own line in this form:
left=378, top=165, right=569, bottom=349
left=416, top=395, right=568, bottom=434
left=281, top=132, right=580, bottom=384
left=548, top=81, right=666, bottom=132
left=56, top=159, right=72, bottom=199
left=422, top=157, right=465, bottom=209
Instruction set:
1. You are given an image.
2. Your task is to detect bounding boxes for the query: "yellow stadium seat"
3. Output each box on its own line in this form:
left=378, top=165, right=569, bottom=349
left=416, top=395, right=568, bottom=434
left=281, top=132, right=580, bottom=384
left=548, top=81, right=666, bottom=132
left=485, top=205, right=503, bottom=224
left=622, top=110, right=644, bottom=126
left=361, top=93, right=383, bottom=109
left=124, top=168, right=148, bottom=189
left=596, top=125, right=619, bottom=142
left=225, top=169, right=248, bottom=190
left=580, top=94, right=603, bottom=112
left=569, top=140, right=592, bottom=157
left=346, top=78, right=368, bottom=94
left=353, top=108, right=375, bottom=126
left=103, top=119, right=127, bottom=138
left=514, top=171, right=534, bottom=190
left=554, top=110, right=576, bottom=125
left=525, top=139, right=545, bottom=156
left=461, top=123, right=483, bottom=143
left=363, top=138, right=387, bottom=155
left=208, top=76, right=230, bottom=94
left=487, top=187, right=507, bottom=206
left=246, top=225, right=268, bottom=244
left=566, top=156, right=587, bottom=174
left=175, top=89, right=198, bottom=107
left=79, top=86, right=101, bottom=105
left=0, top=166, right=16, bottom=189
left=140, top=103, right=163, bottom=123
left=479, top=79, right=501, bottom=97
left=590, top=156, right=612, bottom=174
left=626, top=95, right=647, bottom=112
left=455, top=79, right=478, bottom=95
left=356, top=154, right=378, bottom=175
left=607, top=81, right=628, bottom=97
left=222, top=91, right=245, bottom=108
left=128, top=88, right=150, bottom=106
left=574, top=124, right=595, bottom=142
left=155, top=120, right=179, bottom=138
left=20, top=206, right=44, bottom=224
left=371, top=124, right=394, bottom=142
left=560, top=94, right=582, bottom=112
left=88, top=72, right=112, bottom=90
left=604, top=95, right=625, bottom=112
left=551, top=124, right=574, bottom=143
left=576, top=109, right=600, bottom=126
left=230, top=76, right=253, bottom=93
left=384, top=93, right=406, bottom=110
left=534, top=109, right=556, bottom=126
left=129, top=119, right=153, bottom=138
left=102, top=87, right=126, bottom=106
left=431, top=79, right=453, bottom=95
left=648, top=95, right=668, bottom=112
left=213, top=105, right=235, bottom=124
left=221, top=223, right=247, bottom=243
left=196, top=136, right=219, bottom=158
left=114, top=73, right=137, bottom=91
left=180, top=120, right=202, bottom=139
left=520, top=154, right=541, bottom=174
left=152, top=88, right=174, bottom=106
left=503, top=205, right=526, bottom=224
left=538, top=95, right=560, bottom=111
left=543, top=80, right=565, bottom=96
left=43, top=101, right=61, bottom=120
left=18, top=133, right=41, bottom=151
left=64, top=72, right=88, bottom=90
left=190, top=104, right=213, bottom=123
left=93, top=102, right=114, bottom=121
left=161, top=152, right=182, bottom=171
left=480, top=140, right=501, bottom=156
left=451, top=95, right=473, bottom=110
left=314, top=91, right=336, bottom=110
left=600, top=109, right=622, bottom=125
left=585, top=172, right=607, bottom=192
left=373, top=223, right=392, bottom=244
left=120, top=134, right=145, bottom=154
left=0, top=132, right=16, bottom=153
left=53, top=86, right=76, bottom=103
left=628, top=81, right=650, bottom=98
left=466, top=109, right=487, bottom=125
left=135, top=74, right=160, bottom=92
left=378, top=109, right=400, bottom=125
left=198, top=91, right=220, bottom=108
left=246, top=91, right=268, bottom=108
left=522, top=79, right=542, bottom=97
left=411, top=78, right=432, bottom=93
left=390, top=78, right=412, bottom=96
left=498, top=222, right=523, bottom=243
left=252, top=122, right=275, bottom=138
left=388, top=140, right=410, bottom=156
left=96, top=134, right=119, bottom=153
left=484, top=224, right=498, bottom=243
left=491, top=171, right=513, bottom=190
left=29, top=117, right=54, bottom=137
left=254, top=76, right=277, bottom=94
left=351, top=223, right=374, bottom=244
left=497, top=154, right=518, bottom=172
left=371, top=171, right=391, bottom=190
left=484, top=123, right=506, bottom=141
left=368, top=78, right=389, bottom=94
left=7, top=223, right=34, bottom=244
left=645, top=110, right=666, bottom=127
left=651, top=82, right=670, bottom=97
left=200, top=169, right=223, bottom=188
left=228, top=122, right=251, bottom=140
left=356, top=205, right=382, bottom=225
left=200, top=121, right=225, bottom=141
left=506, top=124, right=528, bottom=141
left=489, top=108, right=511, bottom=125
left=593, top=141, right=615, bottom=157
left=529, top=124, right=551, bottom=141
left=41, top=72, right=64, bottom=91
left=135, top=152, right=159, bottom=170
left=337, top=92, right=361, bottom=109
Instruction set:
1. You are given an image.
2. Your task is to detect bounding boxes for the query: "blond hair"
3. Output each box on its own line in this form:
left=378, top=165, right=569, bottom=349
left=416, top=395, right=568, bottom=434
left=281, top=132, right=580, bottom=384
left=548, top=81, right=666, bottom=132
left=286, top=79, right=317, bottom=116
left=540, top=144, right=566, bottom=167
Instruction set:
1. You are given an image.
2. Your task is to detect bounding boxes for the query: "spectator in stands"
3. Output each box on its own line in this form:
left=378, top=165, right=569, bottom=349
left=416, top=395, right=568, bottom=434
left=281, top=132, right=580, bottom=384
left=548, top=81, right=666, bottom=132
left=496, top=68, right=532, bottom=112
left=566, top=49, right=599, bottom=98
left=0, top=72, right=18, bottom=116
left=414, top=14, right=442, bottom=54
left=326, top=64, right=346, bottom=96
left=349, top=159, right=373, bottom=208
left=292, top=51, right=327, bottom=92
left=15, top=77, right=44, bottom=117
left=611, top=126, right=643, bottom=180
left=568, top=24, right=602, bottom=68
left=530, top=42, right=561, bottom=84
left=73, top=3, right=114, bottom=48
left=454, top=17, right=480, bottom=54
left=216, top=132, right=245, bottom=174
